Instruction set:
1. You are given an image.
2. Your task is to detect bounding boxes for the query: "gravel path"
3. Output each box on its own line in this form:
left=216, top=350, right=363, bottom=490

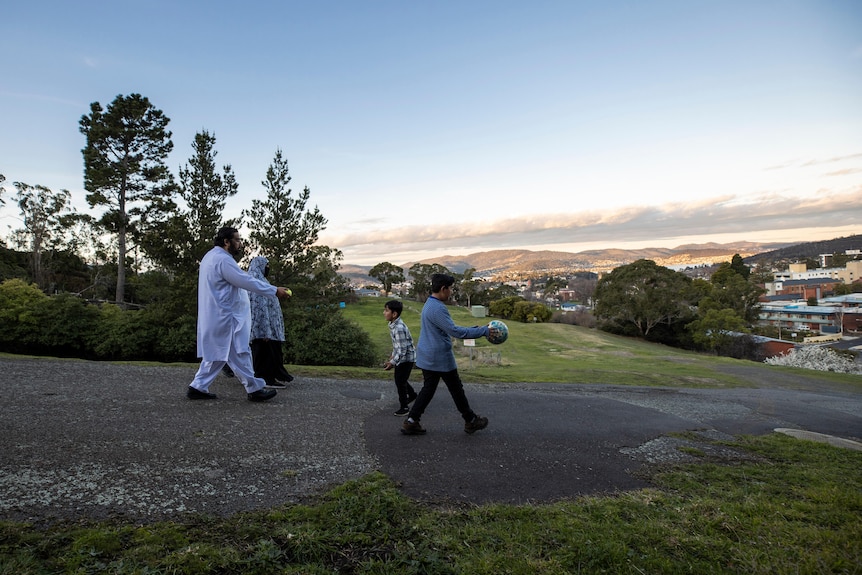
left=1, top=357, right=859, bottom=524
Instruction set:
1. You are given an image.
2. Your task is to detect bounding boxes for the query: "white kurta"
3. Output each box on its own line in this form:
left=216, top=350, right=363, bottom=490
left=196, top=246, right=276, bottom=361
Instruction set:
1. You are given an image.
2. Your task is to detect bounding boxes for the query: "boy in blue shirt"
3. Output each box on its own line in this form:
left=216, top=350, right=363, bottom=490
left=383, top=300, right=418, bottom=416
left=402, top=273, right=500, bottom=435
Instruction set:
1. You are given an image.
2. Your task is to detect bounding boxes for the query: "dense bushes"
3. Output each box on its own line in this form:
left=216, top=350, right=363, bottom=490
left=0, top=279, right=196, bottom=361
left=284, top=305, right=377, bottom=367
left=0, top=278, right=377, bottom=366
left=40, top=293, right=102, bottom=354
left=0, top=279, right=53, bottom=353
left=488, top=296, right=552, bottom=323
left=511, top=300, right=552, bottom=323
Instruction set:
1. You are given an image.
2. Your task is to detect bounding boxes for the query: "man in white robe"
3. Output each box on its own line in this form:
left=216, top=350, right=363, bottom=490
left=187, top=227, right=291, bottom=402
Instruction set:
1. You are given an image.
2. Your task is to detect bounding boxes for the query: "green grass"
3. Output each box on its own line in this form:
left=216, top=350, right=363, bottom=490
left=336, top=297, right=862, bottom=389
left=2, top=434, right=860, bottom=574
left=7, top=296, right=859, bottom=391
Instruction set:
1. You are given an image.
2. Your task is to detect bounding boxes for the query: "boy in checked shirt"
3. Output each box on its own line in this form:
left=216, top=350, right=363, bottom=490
left=383, top=300, right=418, bottom=416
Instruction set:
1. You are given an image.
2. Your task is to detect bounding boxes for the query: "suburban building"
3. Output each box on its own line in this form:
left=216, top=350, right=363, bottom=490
left=821, top=294, right=862, bottom=307
left=763, top=278, right=842, bottom=299
left=759, top=304, right=840, bottom=334
left=758, top=302, right=862, bottom=335
left=770, top=261, right=862, bottom=285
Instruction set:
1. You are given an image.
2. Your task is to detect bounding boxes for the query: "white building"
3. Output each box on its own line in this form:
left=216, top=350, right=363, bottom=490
left=772, top=261, right=862, bottom=285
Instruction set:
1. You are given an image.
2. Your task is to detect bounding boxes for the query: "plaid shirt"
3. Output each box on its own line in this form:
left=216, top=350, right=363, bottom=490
left=388, top=317, right=416, bottom=365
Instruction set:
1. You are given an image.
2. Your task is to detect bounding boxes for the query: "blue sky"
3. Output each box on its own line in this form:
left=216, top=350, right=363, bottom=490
left=2, top=1, right=861, bottom=265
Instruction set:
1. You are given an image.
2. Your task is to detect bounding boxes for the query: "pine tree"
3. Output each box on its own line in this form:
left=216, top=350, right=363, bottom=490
left=80, top=93, right=174, bottom=303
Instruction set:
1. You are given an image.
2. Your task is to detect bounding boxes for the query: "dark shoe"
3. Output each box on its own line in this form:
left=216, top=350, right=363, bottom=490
left=401, top=419, right=426, bottom=435
left=464, top=415, right=488, bottom=434
left=406, top=392, right=418, bottom=404
left=394, top=407, right=410, bottom=416
left=264, top=379, right=287, bottom=389
left=277, top=371, right=294, bottom=383
left=248, top=388, right=277, bottom=402
left=221, top=365, right=234, bottom=378
left=187, top=386, right=218, bottom=400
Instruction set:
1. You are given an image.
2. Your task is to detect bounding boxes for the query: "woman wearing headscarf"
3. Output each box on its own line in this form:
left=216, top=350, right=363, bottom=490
left=248, top=256, right=294, bottom=388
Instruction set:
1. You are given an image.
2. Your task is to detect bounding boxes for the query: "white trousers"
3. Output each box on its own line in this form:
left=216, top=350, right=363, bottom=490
left=189, top=346, right=266, bottom=394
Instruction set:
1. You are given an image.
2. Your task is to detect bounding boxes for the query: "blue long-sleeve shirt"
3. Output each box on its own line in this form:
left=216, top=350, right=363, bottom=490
left=416, top=296, right=489, bottom=372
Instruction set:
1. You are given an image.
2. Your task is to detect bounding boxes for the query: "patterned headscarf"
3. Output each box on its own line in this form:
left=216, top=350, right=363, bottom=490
left=248, top=256, right=285, bottom=341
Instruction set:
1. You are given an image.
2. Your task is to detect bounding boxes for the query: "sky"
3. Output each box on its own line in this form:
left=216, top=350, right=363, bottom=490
left=1, top=1, right=861, bottom=266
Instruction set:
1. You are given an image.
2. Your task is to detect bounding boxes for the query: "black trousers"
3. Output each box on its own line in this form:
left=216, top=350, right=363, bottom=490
left=393, top=362, right=416, bottom=408
left=251, top=339, right=293, bottom=381
left=408, top=368, right=476, bottom=422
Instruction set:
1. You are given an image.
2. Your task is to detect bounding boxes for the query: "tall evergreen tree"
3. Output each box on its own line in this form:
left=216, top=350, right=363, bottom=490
left=242, top=149, right=329, bottom=289
left=139, top=130, right=237, bottom=272
left=729, top=254, right=751, bottom=279
left=178, top=130, right=238, bottom=261
left=79, top=93, right=174, bottom=303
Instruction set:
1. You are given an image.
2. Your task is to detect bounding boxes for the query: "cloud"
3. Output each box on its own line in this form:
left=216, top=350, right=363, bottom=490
left=321, top=189, right=862, bottom=262
left=825, top=168, right=862, bottom=177
left=801, top=153, right=862, bottom=167
left=766, top=153, right=862, bottom=171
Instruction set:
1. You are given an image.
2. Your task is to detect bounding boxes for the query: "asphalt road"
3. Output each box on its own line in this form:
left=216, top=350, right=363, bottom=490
left=0, top=357, right=860, bottom=524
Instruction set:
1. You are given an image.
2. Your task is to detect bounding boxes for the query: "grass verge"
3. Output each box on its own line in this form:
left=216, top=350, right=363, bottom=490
left=2, top=433, right=860, bottom=574
left=5, top=298, right=860, bottom=392
left=338, top=297, right=862, bottom=389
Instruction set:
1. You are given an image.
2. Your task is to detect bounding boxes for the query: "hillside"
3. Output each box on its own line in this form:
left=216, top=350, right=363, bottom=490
left=339, top=240, right=791, bottom=283
left=743, top=234, right=862, bottom=265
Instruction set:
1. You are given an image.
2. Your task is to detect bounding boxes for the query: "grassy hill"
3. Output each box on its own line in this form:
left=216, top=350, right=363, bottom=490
left=330, top=296, right=861, bottom=389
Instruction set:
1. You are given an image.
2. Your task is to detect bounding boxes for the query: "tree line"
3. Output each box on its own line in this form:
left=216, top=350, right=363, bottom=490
left=0, top=93, right=373, bottom=365
left=593, top=255, right=767, bottom=358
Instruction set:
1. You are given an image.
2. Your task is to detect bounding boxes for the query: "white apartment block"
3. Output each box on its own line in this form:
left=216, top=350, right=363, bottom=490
left=772, top=261, right=862, bottom=284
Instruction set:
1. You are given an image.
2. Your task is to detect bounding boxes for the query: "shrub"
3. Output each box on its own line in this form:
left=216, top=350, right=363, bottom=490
left=283, top=305, right=377, bottom=367
left=0, top=279, right=49, bottom=352
left=488, top=296, right=525, bottom=319
left=89, top=304, right=158, bottom=360
left=511, top=301, right=552, bottom=323
left=153, top=314, right=198, bottom=362
left=36, top=293, right=101, bottom=356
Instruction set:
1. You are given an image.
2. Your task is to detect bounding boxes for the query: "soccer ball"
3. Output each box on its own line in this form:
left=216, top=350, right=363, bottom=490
left=486, top=320, right=508, bottom=345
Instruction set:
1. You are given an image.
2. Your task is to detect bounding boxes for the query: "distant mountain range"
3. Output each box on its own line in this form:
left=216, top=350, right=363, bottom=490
left=339, top=235, right=862, bottom=284
left=337, top=241, right=776, bottom=284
